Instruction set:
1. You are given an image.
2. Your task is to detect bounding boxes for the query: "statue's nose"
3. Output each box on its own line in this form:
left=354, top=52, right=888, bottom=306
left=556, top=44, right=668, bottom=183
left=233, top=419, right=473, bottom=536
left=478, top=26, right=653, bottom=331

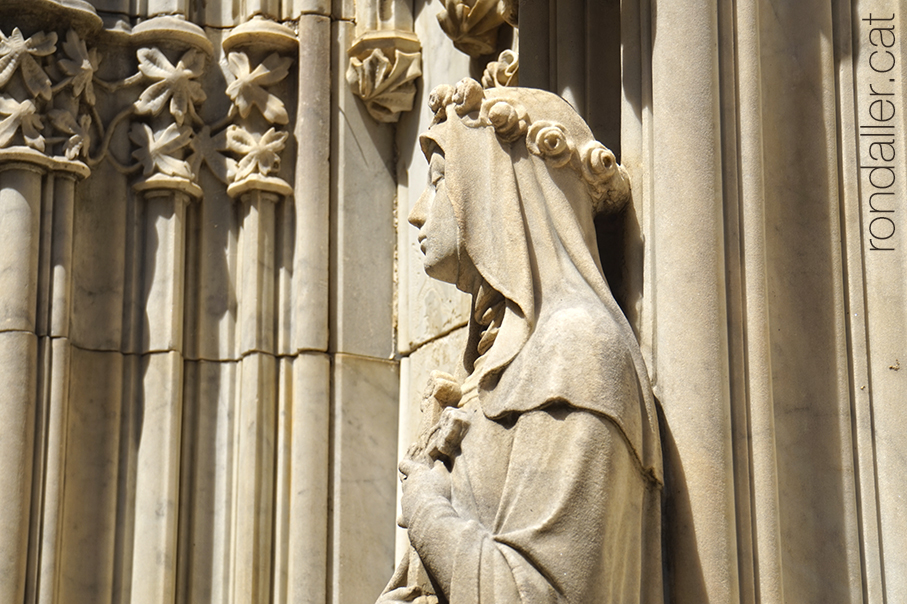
left=409, top=189, right=429, bottom=228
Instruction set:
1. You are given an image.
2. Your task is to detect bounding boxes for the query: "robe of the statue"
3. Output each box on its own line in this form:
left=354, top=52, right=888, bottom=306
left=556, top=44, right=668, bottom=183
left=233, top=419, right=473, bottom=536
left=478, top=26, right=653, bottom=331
left=382, top=303, right=664, bottom=604
left=380, top=86, right=663, bottom=604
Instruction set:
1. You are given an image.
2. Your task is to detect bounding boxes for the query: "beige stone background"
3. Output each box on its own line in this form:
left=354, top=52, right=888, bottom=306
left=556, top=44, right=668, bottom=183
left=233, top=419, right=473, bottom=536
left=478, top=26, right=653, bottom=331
left=0, top=0, right=904, bottom=603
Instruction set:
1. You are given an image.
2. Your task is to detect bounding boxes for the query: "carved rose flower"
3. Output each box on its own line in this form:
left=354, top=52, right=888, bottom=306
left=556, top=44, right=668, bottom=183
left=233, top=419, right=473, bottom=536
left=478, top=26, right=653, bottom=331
left=0, top=95, right=45, bottom=150
left=581, top=142, right=629, bottom=215
left=226, top=125, right=288, bottom=181
left=452, top=78, right=484, bottom=117
left=130, top=122, right=193, bottom=178
left=481, top=49, right=519, bottom=89
left=526, top=121, right=573, bottom=168
left=428, top=84, right=454, bottom=115
left=0, top=27, right=57, bottom=100
left=49, top=109, right=91, bottom=160
left=59, top=30, right=100, bottom=106
left=485, top=99, right=525, bottom=142
left=583, top=143, right=616, bottom=183
left=134, top=48, right=206, bottom=126
left=224, top=52, right=291, bottom=125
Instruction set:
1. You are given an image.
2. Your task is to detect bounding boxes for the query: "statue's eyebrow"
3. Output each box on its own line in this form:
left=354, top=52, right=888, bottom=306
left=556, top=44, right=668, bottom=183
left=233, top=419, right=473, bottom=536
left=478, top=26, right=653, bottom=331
left=429, top=152, right=446, bottom=182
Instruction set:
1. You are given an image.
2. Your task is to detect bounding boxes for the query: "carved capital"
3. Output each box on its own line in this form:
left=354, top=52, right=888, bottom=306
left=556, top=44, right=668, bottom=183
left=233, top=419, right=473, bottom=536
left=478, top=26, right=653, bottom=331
left=346, top=31, right=422, bottom=123
left=0, top=25, right=95, bottom=176
left=217, top=20, right=296, bottom=198
left=436, top=0, right=514, bottom=57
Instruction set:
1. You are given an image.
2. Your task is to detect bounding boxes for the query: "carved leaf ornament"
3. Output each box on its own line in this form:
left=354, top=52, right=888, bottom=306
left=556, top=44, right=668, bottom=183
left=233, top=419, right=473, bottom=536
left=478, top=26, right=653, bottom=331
left=0, top=21, right=294, bottom=195
left=224, top=51, right=291, bottom=125
left=226, top=125, right=287, bottom=181
left=437, top=0, right=508, bottom=57
left=0, top=27, right=57, bottom=100
left=0, top=95, right=44, bottom=150
left=188, top=125, right=230, bottom=183
left=49, top=110, right=91, bottom=160
left=134, top=48, right=207, bottom=126
left=130, top=122, right=193, bottom=178
left=346, top=48, right=422, bottom=123
left=59, top=29, right=100, bottom=106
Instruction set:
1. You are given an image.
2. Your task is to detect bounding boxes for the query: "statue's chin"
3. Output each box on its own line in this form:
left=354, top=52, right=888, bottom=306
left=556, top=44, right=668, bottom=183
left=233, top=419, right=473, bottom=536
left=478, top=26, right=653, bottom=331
left=423, top=258, right=459, bottom=285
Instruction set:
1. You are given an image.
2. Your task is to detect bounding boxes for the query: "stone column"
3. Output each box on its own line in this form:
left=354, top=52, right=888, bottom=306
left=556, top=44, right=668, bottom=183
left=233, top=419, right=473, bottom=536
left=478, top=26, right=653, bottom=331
left=280, top=12, right=332, bottom=604
left=33, top=167, right=89, bottom=604
left=130, top=176, right=200, bottom=604
left=0, top=148, right=89, bottom=604
left=227, top=176, right=289, bottom=604
left=0, top=160, right=44, bottom=604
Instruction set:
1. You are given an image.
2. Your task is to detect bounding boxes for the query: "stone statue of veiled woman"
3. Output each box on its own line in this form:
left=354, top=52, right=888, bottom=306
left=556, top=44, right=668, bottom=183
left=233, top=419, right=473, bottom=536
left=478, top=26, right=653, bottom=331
left=378, top=79, right=664, bottom=604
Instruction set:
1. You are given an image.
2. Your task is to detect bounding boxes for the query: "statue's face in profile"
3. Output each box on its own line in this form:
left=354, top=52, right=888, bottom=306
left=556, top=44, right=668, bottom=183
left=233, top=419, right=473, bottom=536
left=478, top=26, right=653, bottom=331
left=409, top=152, right=459, bottom=284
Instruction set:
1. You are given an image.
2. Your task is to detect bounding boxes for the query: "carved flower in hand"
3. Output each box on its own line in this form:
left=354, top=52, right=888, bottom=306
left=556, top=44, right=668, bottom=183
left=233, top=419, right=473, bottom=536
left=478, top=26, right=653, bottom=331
left=224, top=52, right=291, bottom=125
left=226, top=125, right=288, bottom=181
left=0, top=27, right=57, bottom=100
left=59, top=30, right=100, bottom=106
left=0, top=94, right=45, bottom=150
left=49, top=109, right=91, bottom=160
left=130, top=122, right=193, bottom=178
left=134, top=48, right=206, bottom=126
left=526, top=121, right=573, bottom=168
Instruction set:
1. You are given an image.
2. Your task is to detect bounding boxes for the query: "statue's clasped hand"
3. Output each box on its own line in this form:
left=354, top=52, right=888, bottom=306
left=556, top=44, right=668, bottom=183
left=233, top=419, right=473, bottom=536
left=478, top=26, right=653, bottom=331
left=398, top=406, right=470, bottom=529
left=398, top=456, right=451, bottom=529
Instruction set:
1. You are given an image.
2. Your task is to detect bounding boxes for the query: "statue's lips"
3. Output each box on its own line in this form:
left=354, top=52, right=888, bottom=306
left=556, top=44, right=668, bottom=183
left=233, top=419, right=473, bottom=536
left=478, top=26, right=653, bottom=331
left=418, top=234, right=427, bottom=253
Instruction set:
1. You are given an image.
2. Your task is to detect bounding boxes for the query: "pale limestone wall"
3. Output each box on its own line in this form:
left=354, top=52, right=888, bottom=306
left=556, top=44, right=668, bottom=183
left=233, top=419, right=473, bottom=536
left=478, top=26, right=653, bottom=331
left=621, top=0, right=907, bottom=601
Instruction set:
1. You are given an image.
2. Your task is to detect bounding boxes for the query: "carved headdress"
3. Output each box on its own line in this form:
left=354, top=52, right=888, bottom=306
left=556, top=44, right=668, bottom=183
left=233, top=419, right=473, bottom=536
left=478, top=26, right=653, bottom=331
left=420, top=79, right=662, bottom=483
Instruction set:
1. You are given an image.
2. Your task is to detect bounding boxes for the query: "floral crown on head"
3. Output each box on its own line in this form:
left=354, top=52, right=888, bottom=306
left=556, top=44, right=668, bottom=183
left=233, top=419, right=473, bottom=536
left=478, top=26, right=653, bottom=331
left=427, top=78, right=631, bottom=216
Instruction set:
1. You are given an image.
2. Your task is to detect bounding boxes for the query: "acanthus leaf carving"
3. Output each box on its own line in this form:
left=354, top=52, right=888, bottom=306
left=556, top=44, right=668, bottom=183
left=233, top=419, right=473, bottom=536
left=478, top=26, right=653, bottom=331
left=0, top=94, right=45, bottom=151
left=346, top=45, right=422, bottom=123
left=0, top=27, right=57, bottom=100
left=134, top=47, right=206, bottom=126
left=223, top=51, right=290, bottom=125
